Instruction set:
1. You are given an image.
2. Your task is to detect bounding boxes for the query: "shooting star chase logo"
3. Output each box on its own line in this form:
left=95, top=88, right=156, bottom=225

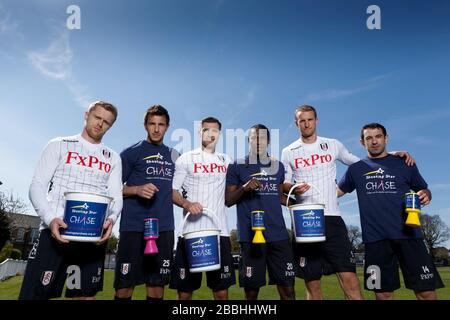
left=143, top=153, right=164, bottom=160
left=364, top=168, right=385, bottom=176
left=250, top=169, right=268, bottom=177
left=300, top=210, right=316, bottom=217
left=191, top=238, right=204, bottom=245
left=71, top=203, right=89, bottom=210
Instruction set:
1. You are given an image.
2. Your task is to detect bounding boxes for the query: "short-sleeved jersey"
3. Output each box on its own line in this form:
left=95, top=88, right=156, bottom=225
left=173, top=148, right=232, bottom=236
left=338, top=155, right=427, bottom=243
left=120, top=140, right=179, bottom=232
left=226, top=156, right=288, bottom=243
left=29, top=134, right=123, bottom=230
left=281, top=136, right=359, bottom=216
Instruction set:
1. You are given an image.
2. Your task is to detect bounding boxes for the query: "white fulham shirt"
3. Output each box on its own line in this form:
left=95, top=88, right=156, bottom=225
left=281, top=136, right=359, bottom=216
left=173, top=148, right=232, bottom=236
left=29, top=134, right=123, bottom=230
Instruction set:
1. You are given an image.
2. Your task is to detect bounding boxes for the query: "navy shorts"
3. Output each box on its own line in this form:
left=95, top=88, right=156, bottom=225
left=18, top=229, right=106, bottom=300
left=364, top=239, right=445, bottom=292
left=239, top=240, right=295, bottom=289
left=292, top=216, right=356, bottom=281
left=114, top=231, right=174, bottom=289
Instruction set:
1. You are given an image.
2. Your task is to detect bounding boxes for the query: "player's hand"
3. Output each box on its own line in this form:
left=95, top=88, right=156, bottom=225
left=293, top=182, right=310, bottom=195
left=97, top=218, right=113, bottom=245
left=243, top=179, right=262, bottom=192
left=135, top=183, right=159, bottom=199
left=184, top=201, right=203, bottom=215
left=49, top=218, right=69, bottom=244
left=417, top=190, right=431, bottom=206
left=392, top=151, right=416, bottom=167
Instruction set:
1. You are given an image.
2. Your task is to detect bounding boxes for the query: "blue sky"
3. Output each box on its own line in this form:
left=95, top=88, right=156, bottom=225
left=1, top=0, right=450, bottom=244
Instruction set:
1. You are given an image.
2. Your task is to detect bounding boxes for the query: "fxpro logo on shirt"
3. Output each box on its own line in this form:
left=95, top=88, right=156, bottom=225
left=363, top=168, right=397, bottom=194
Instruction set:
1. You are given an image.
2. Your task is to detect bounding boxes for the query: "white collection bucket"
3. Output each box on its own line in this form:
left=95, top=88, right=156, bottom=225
left=61, top=191, right=112, bottom=242
left=286, top=183, right=326, bottom=243
left=180, top=208, right=221, bottom=273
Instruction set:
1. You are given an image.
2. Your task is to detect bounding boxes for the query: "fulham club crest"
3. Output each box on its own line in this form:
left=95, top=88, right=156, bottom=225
left=41, top=271, right=54, bottom=286
left=180, top=268, right=186, bottom=280
left=320, top=143, right=329, bottom=151
left=246, top=267, right=253, bottom=278
left=121, top=263, right=130, bottom=275
left=299, top=257, right=306, bottom=268
left=102, top=149, right=111, bottom=159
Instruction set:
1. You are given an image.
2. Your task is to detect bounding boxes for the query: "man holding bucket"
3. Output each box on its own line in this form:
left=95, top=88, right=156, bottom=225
left=19, top=101, right=123, bottom=300
left=337, top=123, right=444, bottom=300
left=225, top=124, right=296, bottom=300
left=170, top=117, right=236, bottom=300
left=281, top=105, right=415, bottom=300
left=114, top=105, right=179, bottom=301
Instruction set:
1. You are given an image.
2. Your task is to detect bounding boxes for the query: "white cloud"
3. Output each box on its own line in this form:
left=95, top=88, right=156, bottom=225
left=0, top=5, right=18, bottom=34
left=27, top=26, right=92, bottom=108
left=304, top=73, right=392, bottom=102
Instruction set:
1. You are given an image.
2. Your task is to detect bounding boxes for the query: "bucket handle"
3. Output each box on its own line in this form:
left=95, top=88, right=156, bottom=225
left=286, top=182, right=322, bottom=208
left=178, top=207, right=221, bottom=238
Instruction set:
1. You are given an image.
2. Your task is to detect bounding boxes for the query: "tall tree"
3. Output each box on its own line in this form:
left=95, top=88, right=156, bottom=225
left=420, top=214, right=450, bottom=260
left=0, top=190, right=28, bottom=251
left=347, top=225, right=363, bottom=253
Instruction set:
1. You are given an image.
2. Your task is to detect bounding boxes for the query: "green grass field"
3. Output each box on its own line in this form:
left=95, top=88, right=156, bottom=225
left=1, top=267, right=449, bottom=300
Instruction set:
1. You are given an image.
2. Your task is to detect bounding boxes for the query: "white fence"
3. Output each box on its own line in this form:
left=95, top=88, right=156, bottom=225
left=0, top=259, right=27, bottom=281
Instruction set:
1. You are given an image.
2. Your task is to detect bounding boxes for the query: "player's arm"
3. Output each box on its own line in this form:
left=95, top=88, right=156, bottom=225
left=336, top=139, right=360, bottom=166
left=29, top=140, right=69, bottom=244
left=172, top=154, right=202, bottom=215
left=279, top=184, right=296, bottom=206
left=225, top=179, right=262, bottom=207
left=337, top=187, right=346, bottom=198
left=97, top=154, right=123, bottom=244
left=172, top=190, right=203, bottom=215
left=389, top=151, right=415, bottom=166
left=417, top=189, right=432, bottom=206
left=123, top=184, right=159, bottom=199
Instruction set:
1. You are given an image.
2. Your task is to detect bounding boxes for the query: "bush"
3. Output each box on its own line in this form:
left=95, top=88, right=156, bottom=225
left=9, top=249, right=22, bottom=260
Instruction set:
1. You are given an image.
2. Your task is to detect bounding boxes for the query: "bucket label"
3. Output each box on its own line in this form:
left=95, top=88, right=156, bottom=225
left=186, top=235, right=219, bottom=268
left=144, top=219, right=159, bottom=237
left=293, top=209, right=325, bottom=237
left=405, top=193, right=421, bottom=211
left=62, top=200, right=107, bottom=238
left=251, top=211, right=265, bottom=229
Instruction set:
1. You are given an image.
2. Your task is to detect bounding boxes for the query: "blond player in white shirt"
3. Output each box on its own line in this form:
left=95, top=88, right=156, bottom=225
left=282, top=105, right=414, bottom=300
left=19, top=101, right=123, bottom=300
left=170, top=117, right=236, bottom=300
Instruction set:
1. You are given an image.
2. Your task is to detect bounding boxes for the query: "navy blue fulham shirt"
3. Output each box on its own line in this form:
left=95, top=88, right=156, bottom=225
left=120, top=140, right=179, bottom=232
left=226, top=156, right=288, bottom=243
left=338, top=155, right=427, bottom=244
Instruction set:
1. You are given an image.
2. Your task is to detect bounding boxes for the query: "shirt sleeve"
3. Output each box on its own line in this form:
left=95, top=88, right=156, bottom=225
left=106, top=153, right=123, bottom=224
left=281, top=148, right=293, bottom=183
left=278, top=161, right=286, bottom=184
left=338, top=167, right=356, bottom=194
left=226, top=162, right=239, bottom=186
left=29, top=140, right=60, bottom=227
left=120, top=149, right=132, bottom=184
left=173, top=154, right=188, bottom=191
left=336, top=140, right=360, bottom=166
left=408, top=164, right=428, bottom=192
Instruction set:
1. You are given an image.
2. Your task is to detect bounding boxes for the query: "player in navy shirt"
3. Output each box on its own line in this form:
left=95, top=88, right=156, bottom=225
left=226, top=124, right=295, bottom=300
left=114, top=105, right=179, bottom=301
left=338, top=123, right=444, bottom=300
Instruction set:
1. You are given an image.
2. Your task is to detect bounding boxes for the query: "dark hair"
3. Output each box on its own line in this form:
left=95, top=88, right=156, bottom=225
left=295, top=105, right=317, bottom=119
left=249, top=124, right=270, bottom=142
left=201, top=117, right=222, bottom=130
left=88, top=100, right=118, bottom=122
left=144, top=104, right=170, bottom=125
left=360, top=123, right=387, bottom=140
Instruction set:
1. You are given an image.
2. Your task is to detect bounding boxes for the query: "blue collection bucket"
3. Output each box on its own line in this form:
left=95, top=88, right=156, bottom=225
left=180, top=208, right=221, bottom=273
left=286, top=183, right=326, bottom=243
left=61, top=191, right=112, bottom=242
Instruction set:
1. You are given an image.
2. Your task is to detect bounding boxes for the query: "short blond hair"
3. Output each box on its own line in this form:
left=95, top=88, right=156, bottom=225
left=88, top=100, right=118, bottom=122
left=294, top=105, right=317, bottom=119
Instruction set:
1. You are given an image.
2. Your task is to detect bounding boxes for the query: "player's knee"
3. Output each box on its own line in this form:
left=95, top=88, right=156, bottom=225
left=415, top=290, right=437, bottom=300
left=115, top=287, right=134, bottom=298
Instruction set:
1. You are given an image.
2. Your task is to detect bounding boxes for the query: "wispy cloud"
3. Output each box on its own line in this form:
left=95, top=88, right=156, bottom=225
left=304, top=73, right=392, bottom=102
left=27, top=25, right=92, bottom=108
left=224, top=87, right=257, bottom=127
left=0, top=5, right=18, bottom=34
